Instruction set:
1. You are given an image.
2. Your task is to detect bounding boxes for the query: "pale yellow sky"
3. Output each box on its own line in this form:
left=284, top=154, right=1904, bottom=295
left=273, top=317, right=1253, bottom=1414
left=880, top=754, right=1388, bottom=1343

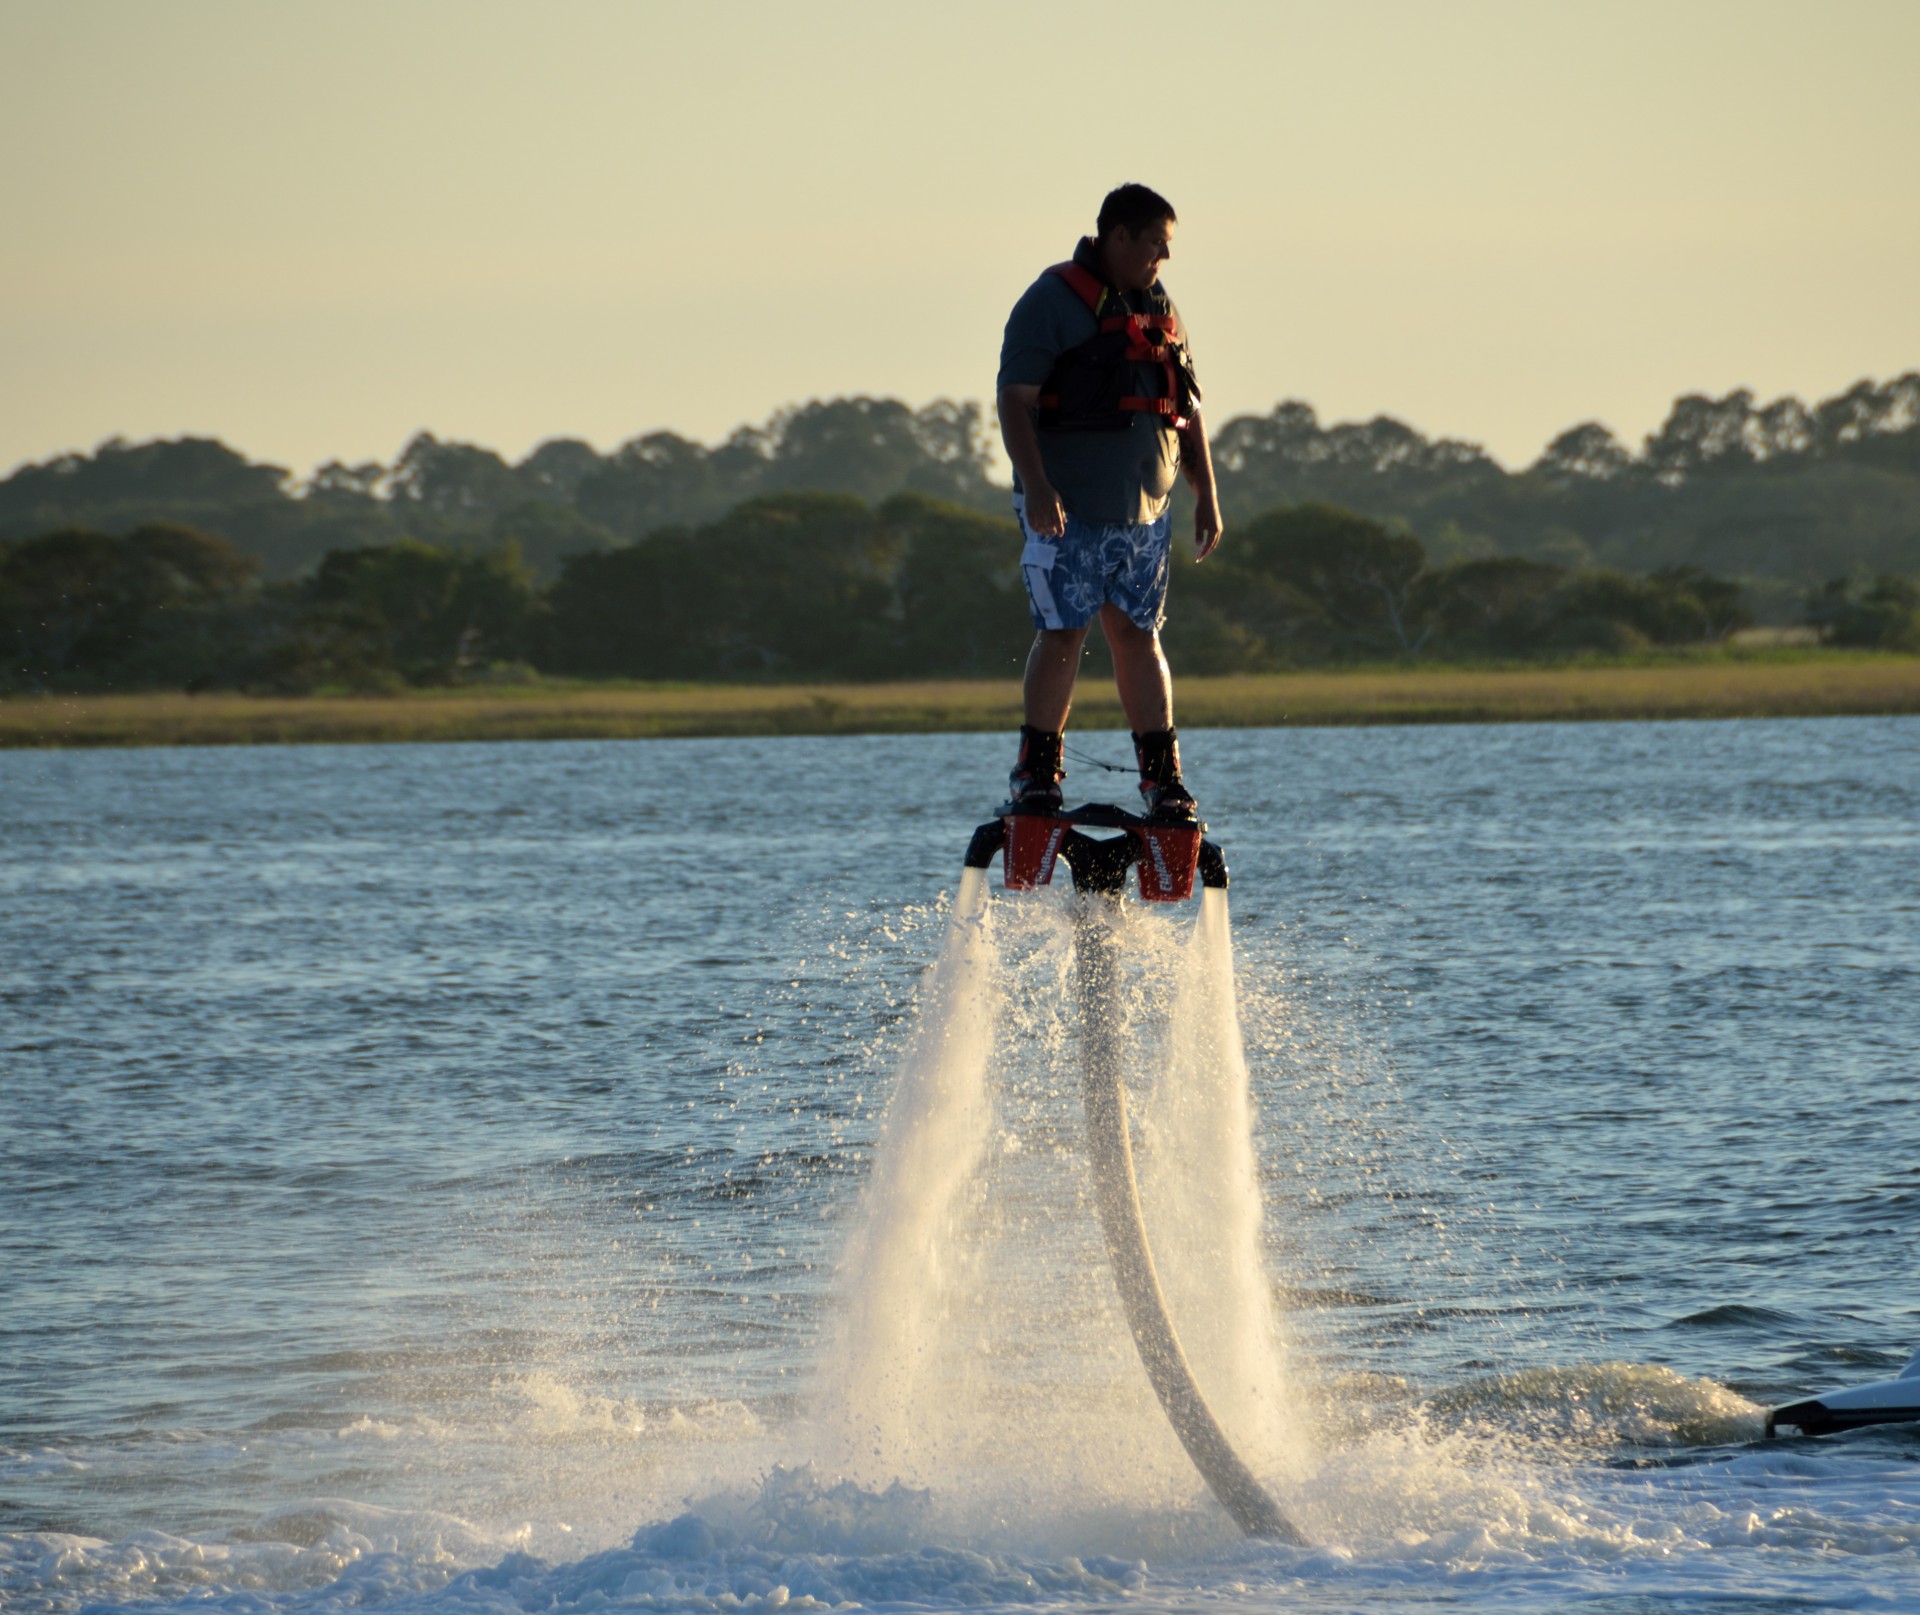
left=3, top=0, right=1917, bottom=480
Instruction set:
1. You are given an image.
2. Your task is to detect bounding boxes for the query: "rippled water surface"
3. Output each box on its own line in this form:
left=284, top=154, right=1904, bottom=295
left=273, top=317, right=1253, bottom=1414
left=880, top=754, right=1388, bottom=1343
left=3, top=718, right=1918, bottom=1613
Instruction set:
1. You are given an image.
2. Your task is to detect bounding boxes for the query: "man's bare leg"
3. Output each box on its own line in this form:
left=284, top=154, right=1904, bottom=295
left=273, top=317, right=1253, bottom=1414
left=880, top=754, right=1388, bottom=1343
left=1008, top=626, right=1090, bottom=807
left=1015, top=616, right=1189, bottom=813
left=1023, top=625, right=1091, bottom=731
left=1099, top=606, right=1174, bottom=733
left=1101, top=606, right=1195, bottom=818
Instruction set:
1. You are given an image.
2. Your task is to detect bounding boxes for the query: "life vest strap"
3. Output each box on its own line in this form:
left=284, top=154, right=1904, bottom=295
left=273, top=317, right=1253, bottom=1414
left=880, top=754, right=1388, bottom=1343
left=1033, top=393, right=1189, bottom=430
left=1048, top=260, right=1109, bottom=315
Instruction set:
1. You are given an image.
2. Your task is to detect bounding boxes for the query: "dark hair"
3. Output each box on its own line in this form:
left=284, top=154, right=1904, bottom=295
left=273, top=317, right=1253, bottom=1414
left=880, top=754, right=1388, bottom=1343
left=1096, top=183, right=1177, bottom=242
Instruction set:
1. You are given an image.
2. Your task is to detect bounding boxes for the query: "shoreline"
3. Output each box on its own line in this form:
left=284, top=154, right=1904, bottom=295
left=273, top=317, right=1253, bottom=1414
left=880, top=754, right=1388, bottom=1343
left=5, top=655, right=1919, bottom=749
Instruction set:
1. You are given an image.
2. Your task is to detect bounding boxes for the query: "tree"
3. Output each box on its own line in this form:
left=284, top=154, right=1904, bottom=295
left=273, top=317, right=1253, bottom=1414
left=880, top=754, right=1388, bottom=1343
left=488, top=502, right=618, bottom=582
left=1210, top=402, right=1504, bottom=521
left=1646, top=566, right=1751, bottom=639
left=1805, top=574, right=1920, bottom=651
left=1531, top=422, right=1636, bottom=485
left=1640, top=390, right=1817, bottom=482
left=0, top=438, right=290, bottom=544
left=541, top=491, right=1024, bottom=682
left=1412, top=556, right=1566, bottom=655
left=384, top=433, right=528, bottom=520
left=302, top=460, right=387, bottom=507
left=542, top=493, right=903, bottom=679
left=1529, top=567, right=1749, bottom=652
left=0, top=523, right=261, bottom=687
left=1231, top=502, right=1433, bottom=656
left=760, top=397, right=998, bottom=509
left=537, top=529, right=705, bottom=678
left=518, top=438, right=606, bottom=503
left=575, top=430, right=736, bottom=542
left=883, top=494, right=1027, bottom=677
left=1814, top=375, right=1920, bottom=472
left=298, top=540, right=536, bottom=684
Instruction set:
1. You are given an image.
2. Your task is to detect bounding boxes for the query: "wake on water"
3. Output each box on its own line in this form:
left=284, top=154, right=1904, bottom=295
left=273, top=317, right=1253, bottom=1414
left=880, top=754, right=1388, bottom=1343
left=14, top=874, right=1916, bottom=1615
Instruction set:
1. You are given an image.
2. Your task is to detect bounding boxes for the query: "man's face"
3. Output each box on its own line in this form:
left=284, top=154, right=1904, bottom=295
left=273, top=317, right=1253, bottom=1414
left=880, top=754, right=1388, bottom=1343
left=1103, top=217, right=1175, bottom=291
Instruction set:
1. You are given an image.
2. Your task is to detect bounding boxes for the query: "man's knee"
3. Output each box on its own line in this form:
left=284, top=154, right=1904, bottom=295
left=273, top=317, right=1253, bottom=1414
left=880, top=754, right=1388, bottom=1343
left=1099, top=607, right=1159, bottom=653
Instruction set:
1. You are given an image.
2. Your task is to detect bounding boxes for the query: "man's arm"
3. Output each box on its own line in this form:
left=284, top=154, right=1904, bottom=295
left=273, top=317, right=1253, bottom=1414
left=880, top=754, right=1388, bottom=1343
left=1178, top=415, right=1223, bottom=561
left=998, top=384, right=1065, bottom=537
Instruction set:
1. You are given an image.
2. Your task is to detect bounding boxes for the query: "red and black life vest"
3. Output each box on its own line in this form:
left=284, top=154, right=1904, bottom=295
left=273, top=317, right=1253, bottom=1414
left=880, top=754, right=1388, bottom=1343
left=1036, top=258, right=1200, bottom=434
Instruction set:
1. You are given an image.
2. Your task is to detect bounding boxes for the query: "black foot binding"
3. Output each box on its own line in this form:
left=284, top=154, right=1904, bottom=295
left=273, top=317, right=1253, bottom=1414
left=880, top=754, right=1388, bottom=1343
left=1007, top=724, right=1065, bottom=812
left=1134, top=727, right=1198, bottom=822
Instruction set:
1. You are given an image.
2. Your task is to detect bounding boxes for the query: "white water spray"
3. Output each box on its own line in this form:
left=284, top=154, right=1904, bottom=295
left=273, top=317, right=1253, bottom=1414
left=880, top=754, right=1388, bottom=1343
left=1137, top=889, right=1302, bottom=1480
left=816, top=875, right=1307, bottom=1541
left=819, top=868, right=997, bottom=1477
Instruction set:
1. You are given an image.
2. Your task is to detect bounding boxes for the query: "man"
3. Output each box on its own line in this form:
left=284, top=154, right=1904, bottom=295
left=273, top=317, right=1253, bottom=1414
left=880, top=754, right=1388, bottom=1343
left=997, top=182, right=1221, bottom=822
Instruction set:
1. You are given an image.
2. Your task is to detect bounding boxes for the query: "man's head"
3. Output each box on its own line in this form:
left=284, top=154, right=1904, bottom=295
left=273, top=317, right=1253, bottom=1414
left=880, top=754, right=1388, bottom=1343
left=1094, top=183, right=1177, bottom=292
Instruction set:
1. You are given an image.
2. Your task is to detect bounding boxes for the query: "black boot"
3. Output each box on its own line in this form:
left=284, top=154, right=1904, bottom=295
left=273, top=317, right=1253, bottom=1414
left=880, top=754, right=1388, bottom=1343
left=1133, top=727, right=1197, bottom=821
left=1007, top=724, right=1065, bottom=811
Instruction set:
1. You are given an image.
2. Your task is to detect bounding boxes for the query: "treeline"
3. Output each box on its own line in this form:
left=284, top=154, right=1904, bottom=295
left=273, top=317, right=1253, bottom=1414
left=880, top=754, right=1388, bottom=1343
left=8, top=493, right=1916, bottom=696
left=1211, top=378, right=1920, bottom=613
left=0, top=400, right=1002, bottom=584
left=5, top=377, right=1920, bottom=608
left=0, top=494, right=1024, bottom=692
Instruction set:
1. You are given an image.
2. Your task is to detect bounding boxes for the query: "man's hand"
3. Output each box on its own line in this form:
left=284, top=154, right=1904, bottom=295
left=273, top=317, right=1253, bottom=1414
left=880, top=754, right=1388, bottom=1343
left=1023, top=482, right=1066, bottom=537
left=1194, top=497, right=1223, bottom=561
left=998, top=383, right=1066, bottom=537
left=1177, top=415, right=1222, bottom=560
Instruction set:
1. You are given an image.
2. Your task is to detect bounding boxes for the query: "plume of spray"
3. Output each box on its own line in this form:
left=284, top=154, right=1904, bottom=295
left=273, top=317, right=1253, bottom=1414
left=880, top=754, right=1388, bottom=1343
left=1135, top=889, right=1306, bottom=1485
left=817, top=868, right=998, bottom=1478
left=813, top=872, right=1311, bottom=1548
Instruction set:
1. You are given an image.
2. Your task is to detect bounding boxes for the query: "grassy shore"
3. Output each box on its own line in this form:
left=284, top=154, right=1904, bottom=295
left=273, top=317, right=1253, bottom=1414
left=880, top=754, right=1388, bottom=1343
left=5, top=652, right=1918, bottom=749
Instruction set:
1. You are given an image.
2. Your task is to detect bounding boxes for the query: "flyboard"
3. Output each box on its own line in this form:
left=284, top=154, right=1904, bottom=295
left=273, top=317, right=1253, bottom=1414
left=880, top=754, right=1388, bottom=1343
left=963, top=799, right=1305, bottom=1544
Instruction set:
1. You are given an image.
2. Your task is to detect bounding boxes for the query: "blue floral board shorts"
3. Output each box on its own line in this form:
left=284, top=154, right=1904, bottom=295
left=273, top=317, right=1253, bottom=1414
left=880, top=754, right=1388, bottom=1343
left=1015, top=496, right=1174, bottom=633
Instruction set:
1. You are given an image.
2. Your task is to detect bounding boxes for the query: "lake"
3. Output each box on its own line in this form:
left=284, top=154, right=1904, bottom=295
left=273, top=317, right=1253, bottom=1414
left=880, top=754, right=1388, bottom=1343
left=3, top=717, right=1917, bottom=1613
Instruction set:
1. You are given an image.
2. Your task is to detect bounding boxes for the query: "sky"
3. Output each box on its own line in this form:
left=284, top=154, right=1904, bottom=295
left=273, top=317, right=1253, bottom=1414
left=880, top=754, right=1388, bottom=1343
left=3, top=0, right=1917, bottom=481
